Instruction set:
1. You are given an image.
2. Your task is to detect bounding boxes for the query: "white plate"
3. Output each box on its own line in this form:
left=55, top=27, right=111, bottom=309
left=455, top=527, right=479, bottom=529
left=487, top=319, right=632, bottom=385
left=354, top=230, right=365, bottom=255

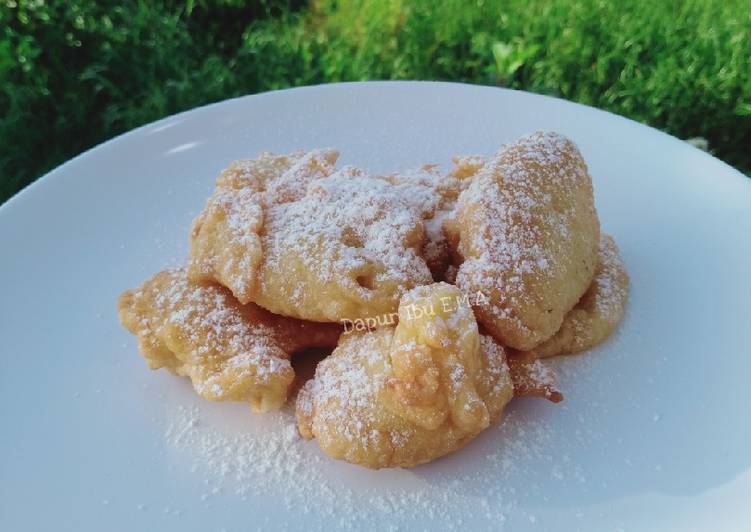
left=1, top=82, right=750, bottom=531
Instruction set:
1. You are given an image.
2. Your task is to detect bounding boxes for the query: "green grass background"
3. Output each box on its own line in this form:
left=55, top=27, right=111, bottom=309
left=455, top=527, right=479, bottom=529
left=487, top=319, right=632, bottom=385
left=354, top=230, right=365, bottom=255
left=2, top=0, right=749, bottom=204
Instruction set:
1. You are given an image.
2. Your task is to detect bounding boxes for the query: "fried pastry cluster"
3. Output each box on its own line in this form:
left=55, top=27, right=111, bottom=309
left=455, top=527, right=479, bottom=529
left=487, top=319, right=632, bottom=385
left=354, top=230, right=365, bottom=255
left=118, top=131, right=629, bottom=469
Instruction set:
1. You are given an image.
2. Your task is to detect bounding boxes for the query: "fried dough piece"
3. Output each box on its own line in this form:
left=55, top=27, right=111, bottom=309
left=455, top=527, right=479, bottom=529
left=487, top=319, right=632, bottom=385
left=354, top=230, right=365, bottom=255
left=445, top=131, right=600, bottom=351
left=507, top=353, right=563, bottom=402
left=517, top=234, right=629, bottom=359
left=190, top=150, right=488, bottom=321
left=189, top=150, right=435, bottom=322
left=118, top=268, right=341, bottom=412
left=252, top=168, right=434, bottom=322
left=296, top=283, right=515, bottom=469
left=188, top=150, right=339, bottom=304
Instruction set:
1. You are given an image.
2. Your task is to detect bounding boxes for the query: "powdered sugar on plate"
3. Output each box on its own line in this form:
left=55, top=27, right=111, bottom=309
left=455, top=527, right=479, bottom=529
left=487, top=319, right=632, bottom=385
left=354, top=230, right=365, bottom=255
left=161, top=373, right=606, bottom=531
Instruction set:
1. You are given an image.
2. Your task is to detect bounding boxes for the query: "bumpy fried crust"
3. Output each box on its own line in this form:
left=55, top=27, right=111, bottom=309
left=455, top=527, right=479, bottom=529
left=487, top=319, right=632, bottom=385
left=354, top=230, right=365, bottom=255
left=188, top=150, right=339, bottom=305
left=517, top=234, right=629, bottom=359
left=385, top=163, right=475, bottom=280
left=296, top=283, right=515, bottom=469
left=253, top=169, right=435, bottom=321
left=189, top=150, right=438, bottom=322
left=117, top=268, right=341, bottom=412
left=445, top=131, right=600, bottom=351
left=450, top=154, right=486, bottom=180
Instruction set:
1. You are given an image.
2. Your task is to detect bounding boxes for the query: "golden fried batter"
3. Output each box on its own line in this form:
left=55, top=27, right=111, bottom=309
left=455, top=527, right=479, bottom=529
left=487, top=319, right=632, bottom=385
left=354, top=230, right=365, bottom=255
left=118, top=268, right=340, bottom=412
left=385, top=163, right=475, bottom=280
left=445, top=131, right=600, bottom=351
left=188, top=150, right=339, bottom=304
left=517, top=234, right=629, bottom=359
left=296, top=283, right=515, bottom=469
left=251, top=169, right=435, bottom=322
left=189, top=150, right=437, bottom=323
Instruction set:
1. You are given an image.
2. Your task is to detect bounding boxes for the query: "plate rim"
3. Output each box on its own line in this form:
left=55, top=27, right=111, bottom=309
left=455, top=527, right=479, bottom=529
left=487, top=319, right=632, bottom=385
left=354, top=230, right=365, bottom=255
left=2, top=80, right=749, bottom=216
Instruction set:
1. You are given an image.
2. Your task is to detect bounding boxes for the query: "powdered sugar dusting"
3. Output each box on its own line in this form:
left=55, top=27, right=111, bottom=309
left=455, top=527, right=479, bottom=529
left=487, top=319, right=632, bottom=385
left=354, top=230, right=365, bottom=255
left=514, top=359, right=559, bottom=399
left=448, top=131, right=600, bottom=349
left=119, top=268, right=342, bottom=412
left=592, top=235, right=629, bottom=320
left=263, top=169, right=431, bottom=295
left=130, top=269, right=292, bottom=393
left=456, top=132, right=585, bottom=287
left=387, top=164, right=469, bottom=279
left=191, top=149, right=481, bottom=320
left=162, top=395, right=591, bottom=530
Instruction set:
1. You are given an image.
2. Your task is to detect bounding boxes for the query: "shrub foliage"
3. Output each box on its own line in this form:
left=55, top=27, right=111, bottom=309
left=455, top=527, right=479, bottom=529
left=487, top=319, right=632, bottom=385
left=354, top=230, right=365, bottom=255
left=2, top=0, right=749, bottom=202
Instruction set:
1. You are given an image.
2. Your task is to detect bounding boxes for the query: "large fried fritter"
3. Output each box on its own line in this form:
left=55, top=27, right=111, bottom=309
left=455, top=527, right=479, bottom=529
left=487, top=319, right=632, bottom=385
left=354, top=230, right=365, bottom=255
left=445, top=131, right=600, bottom=351
left=517, top=234, right=629, bottom=359
left=189, top=151, right=437, bottom=322
left=296, top=283, right=515, bottom=469
left=118, top=268, right=341, bottom=412
left=252, top=169, right=435, bottom=321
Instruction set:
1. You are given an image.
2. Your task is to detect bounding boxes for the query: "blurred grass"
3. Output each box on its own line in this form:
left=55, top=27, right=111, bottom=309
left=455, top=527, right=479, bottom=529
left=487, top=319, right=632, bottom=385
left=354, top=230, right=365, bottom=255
left=1, top=0, right=749, bottom=203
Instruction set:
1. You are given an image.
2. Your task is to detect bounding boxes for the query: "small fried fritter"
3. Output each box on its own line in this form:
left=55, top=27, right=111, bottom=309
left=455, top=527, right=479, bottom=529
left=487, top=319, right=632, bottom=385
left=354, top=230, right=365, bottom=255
left=118, top=268, right=340, bottom=412
left=296, top=283, right=515, bottom=469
